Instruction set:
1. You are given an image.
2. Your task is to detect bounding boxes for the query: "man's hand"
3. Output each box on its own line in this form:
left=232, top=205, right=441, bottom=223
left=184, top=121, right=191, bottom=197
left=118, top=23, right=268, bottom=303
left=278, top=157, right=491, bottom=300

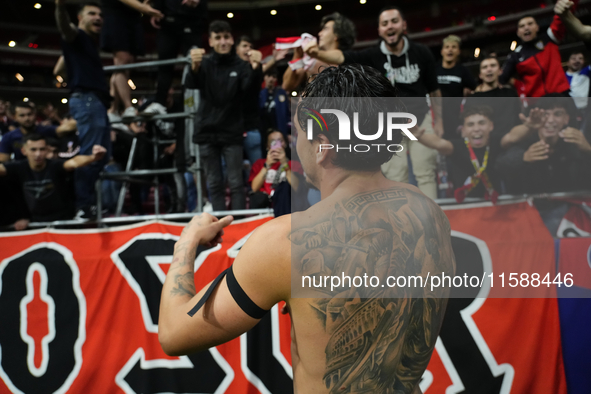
left=555, top=0, right=574, bottom=15
left=276, top=147, right=288, bottom=165
left=559, top=127, right=591, bottom=153
left=150, top=16, right=162, bottom=29
left=181, top=0, right=200, bottom=7
left=179, top=214, right=233, bottom=248
left=91, top=145, right=107, bottom=162
left=190, top=48, right=205, bottom=72
left=303, top=39, right=319, bottom=58
left=248, top=50, right=262, bottom=68
left=519, top=108, right=547, bottom=130
left=523, top=140, right=550, bottom=162
left=14, top=219, right=30, bottom=231
left=140, top=0, right=164, bottom=18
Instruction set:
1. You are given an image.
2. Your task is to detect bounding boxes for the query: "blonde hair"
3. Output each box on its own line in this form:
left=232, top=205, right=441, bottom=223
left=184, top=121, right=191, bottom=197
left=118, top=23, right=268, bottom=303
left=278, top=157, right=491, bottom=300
left=443, top=35, right=461, bottom=46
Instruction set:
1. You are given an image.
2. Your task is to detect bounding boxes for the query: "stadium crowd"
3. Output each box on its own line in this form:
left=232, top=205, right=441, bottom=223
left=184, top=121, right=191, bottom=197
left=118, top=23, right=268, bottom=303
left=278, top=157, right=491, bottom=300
left=1, top=0, right=591, bottom=233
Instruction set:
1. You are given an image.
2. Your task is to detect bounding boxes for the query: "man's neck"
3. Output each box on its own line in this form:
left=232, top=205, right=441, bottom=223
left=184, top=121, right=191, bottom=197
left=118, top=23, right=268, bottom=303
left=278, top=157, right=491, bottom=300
left=78, top=25, right=96, bottom=39
left=20, top=126, right=33, bottom=134
left=384, top=38, right=405, bottom=56
left=322, top=41, right=339, bottom=52
left=540, top=134, right=560, bottom=147
left=318, top=169, right=386, bottom=200
left=29, top=161, right=47, bottom=172
left=480, top=80, right=499, bottom=92
left=567, top=67, right=580, bottom=73
left=442, top=59, right=457, bottom=69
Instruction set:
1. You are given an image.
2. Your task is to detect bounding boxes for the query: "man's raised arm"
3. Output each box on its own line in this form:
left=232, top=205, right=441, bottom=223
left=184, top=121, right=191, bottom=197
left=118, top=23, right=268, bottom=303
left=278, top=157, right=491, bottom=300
left=55, top=0, right=78, bottom=42
left=158, top=214, right=290, bottom=356
left=304, top=41, right=345, bottom=65
left=555, top=0, right=591, bottom=41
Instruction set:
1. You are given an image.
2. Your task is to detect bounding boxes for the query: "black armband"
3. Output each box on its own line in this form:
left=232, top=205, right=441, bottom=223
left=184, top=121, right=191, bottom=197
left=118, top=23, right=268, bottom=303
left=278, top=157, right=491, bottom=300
left=187, top=265, right=268, bottom=319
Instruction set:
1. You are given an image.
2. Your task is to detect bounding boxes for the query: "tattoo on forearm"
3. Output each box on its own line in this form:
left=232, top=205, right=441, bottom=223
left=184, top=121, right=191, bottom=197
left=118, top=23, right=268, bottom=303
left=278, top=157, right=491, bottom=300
left=170, top=272, right=196, bottom=297
left=291, top=187, right=455, bottom=393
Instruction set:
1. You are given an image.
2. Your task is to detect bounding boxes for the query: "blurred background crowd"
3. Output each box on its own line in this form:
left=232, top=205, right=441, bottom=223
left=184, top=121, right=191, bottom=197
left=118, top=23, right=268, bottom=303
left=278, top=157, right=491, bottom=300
left=1, top=0, right=590, bottom=235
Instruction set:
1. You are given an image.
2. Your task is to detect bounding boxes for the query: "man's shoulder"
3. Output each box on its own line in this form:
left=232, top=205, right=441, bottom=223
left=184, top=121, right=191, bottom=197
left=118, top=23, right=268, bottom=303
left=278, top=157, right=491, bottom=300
left=2, top=128, right=22, bottom=139
left=3, top=159, right=28, bottom=173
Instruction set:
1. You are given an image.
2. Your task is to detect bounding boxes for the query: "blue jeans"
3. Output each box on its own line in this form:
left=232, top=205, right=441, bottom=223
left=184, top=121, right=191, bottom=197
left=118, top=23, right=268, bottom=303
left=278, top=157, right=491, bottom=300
left=243, top=129, right=262, bottom=164
left=184, top=172, right=197, bottom=212
left=69, top=92, right=111, bottom=209
left=101, top=163, right=122, bottom=213
left=200, top=143, right=245, bottom=211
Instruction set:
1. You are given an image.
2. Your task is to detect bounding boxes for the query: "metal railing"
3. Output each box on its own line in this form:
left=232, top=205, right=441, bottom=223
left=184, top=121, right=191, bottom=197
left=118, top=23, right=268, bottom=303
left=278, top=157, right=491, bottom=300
left=2, top=192, right=589, bottom=232
left=95, top=53, right=204, bottom=224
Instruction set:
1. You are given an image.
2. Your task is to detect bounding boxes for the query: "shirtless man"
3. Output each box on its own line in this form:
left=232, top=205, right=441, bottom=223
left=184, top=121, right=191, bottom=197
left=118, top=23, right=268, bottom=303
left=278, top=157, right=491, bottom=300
left=282, top=12, right=356, bottom=92
left=159, top=64, right=455, bottom=394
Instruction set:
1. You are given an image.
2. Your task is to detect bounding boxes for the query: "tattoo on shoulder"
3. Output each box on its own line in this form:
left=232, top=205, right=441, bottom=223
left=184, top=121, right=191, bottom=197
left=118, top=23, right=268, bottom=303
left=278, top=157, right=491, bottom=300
left=290, top=187, right=455, bottom=393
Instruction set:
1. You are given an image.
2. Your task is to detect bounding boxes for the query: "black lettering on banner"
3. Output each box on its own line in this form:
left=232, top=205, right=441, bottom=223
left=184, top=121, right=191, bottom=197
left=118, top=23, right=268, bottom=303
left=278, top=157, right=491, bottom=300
left=432, top=232, right=514, bottom=394
left=243, top=305, right=293, bottom=394
left=112, top=234, right=230, bottom=393
left=0, top=244, right=85, bottom=394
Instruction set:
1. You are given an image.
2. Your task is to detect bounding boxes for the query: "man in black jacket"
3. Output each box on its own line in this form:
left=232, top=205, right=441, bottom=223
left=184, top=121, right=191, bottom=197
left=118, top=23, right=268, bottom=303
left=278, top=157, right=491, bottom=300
left=188, top=20, right=262, bottom=210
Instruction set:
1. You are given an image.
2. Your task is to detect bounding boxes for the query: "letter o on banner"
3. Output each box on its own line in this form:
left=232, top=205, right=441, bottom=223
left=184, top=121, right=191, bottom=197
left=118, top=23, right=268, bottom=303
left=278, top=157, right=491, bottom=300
left=0, top=243, right=86, bottom=394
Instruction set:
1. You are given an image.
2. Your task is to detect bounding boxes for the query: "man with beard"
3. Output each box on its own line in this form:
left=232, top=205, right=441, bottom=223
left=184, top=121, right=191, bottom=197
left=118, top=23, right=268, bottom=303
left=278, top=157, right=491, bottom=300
left=55, top=0, right=112, bottom=218
left=304, top=7, right=443, bottom=200
left=158, top=64, right=455, bottom=394
left=564, top=52, right=590, bottom=111
left=499, top=10, right=574, bottom=97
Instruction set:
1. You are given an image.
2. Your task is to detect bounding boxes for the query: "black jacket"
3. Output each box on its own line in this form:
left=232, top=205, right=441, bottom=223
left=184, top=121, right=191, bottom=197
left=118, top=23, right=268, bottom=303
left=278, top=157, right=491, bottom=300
left=188, top=50, right=262, bottom=145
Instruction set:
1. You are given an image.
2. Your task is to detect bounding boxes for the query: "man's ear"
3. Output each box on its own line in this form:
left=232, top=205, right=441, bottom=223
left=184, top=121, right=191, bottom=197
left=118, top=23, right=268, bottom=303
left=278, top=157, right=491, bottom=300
left=20, top=146, right=27, bottom=156
left=315, top=134, right=334, bottom=165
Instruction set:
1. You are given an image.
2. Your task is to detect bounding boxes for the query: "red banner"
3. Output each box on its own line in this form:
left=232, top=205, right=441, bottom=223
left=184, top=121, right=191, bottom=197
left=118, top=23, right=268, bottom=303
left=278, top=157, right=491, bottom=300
left=0, top=204, right=568, bottom=393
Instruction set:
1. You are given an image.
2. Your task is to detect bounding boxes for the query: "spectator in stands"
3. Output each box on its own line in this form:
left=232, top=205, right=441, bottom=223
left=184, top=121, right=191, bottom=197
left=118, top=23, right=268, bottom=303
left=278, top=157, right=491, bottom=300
left=283, top=12, right=356, bottom=93
left=411, top=106, right=508, bottom=202
left=564, top=51, right=590, bottom=112
left=40, top=102, right=63, bottom=126
left=304, top=6, right=443, bottom=199
left=0, top=102, right=76, bottom=162
left=55, top=0, right=113, bottom=218
left=236, top=36, right=265, bottom=165
left=100, top=0, right=162, bottom=120
left=0, top=134, right=106, bottom=228
left=237, top=36, right=288, bottom=74
left=497, top=95, right=591, bottom=194
left=499, top=11, right=573, bottom=97
left=260, top=68, right=290, bottom=140
left=151, top=0, right=207, bottom=107
left=0, top=98, right=16, bottom=136
left=469, top=55, right=521, bottom=136
left=188, top=20, right=262, bottom=211
left=248, top=130, right=300, bottom=216
left=437, top=35, right=477, bottom=139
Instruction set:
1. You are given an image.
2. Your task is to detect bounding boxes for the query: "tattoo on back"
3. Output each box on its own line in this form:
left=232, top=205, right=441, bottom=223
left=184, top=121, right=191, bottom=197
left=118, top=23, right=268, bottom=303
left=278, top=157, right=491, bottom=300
left=291, top=188, right=455, bottom=393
